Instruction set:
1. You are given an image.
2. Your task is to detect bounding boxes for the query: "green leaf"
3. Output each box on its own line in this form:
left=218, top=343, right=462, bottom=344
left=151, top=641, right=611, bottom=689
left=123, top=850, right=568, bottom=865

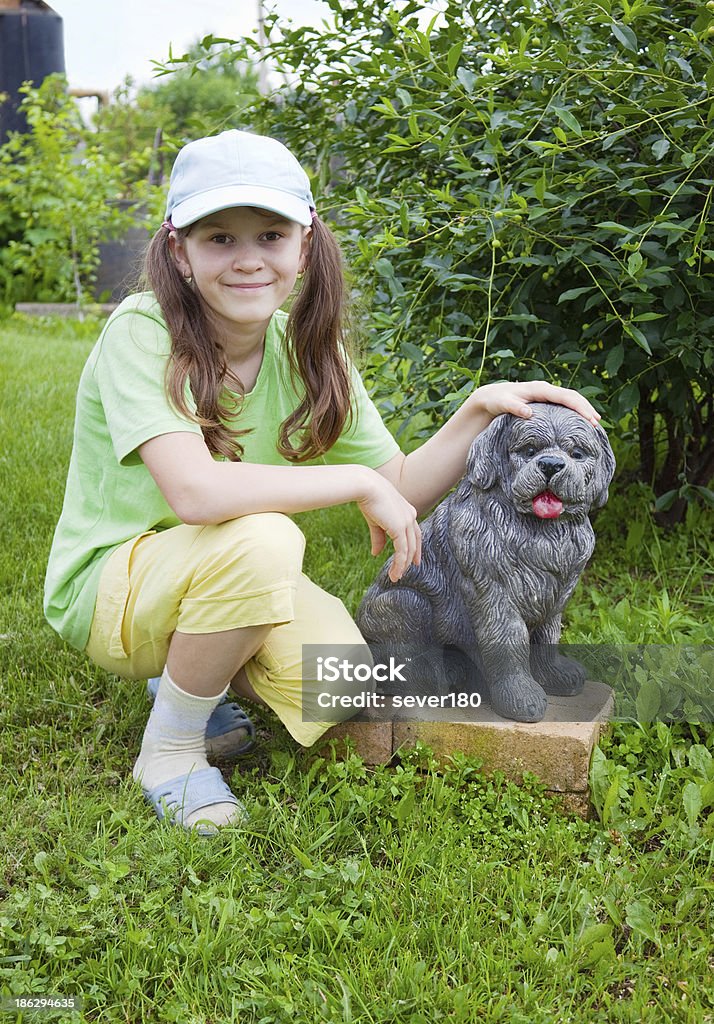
left=400, top=341, right=425, bottom=363
left=558, top=287, right=595, bottom=304
left=670, top=55, right=693, bottom=80
left=605, top=342, right=625, bottom=377
left=374, top=257, right=396, bottom=279
left=654, top=489, right=679, bottom=512
left=553, top=106, right=583, bottom=136
left=627, top=251, right=644, bottom=276
left=578, top=923, right=613, bottom=947
left=602, top=773, right=624, bottom=825
left=625, top=901, right=659, bottom=945
left=682, top=781, right=702, bottom=827
left=374, top=97, right=398, bottom=118
left=33, top=851, right=50, bottom=875
left=623, top=323, right=652, bottom=355
left=290, top=844, right=315, bottom=870
left=689, top=486, right=714, bottom=508
left=534, top=169, right=547, bottom=202
left=447, top=40, right=464, bottom=75
left=589, top=746, right=610, bottom=820
left=688, top=745, right=713, bottom=778
left=700, top=781, right=714, bottom=809
left=395, top=788, right=415, bottom=824
left=652, top=138, right=670, bottom=161
left=456, top=67, right=476, bottom=93
left=596, top=221, right=634, bottom=235
left=612, top=21, right=638, bottom=52
left=635, top=676, right=661, bottom=720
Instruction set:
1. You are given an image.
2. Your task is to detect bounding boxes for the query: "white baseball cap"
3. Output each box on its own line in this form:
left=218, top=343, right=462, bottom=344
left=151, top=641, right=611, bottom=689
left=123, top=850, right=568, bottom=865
left=165, top=129, right=315, bottom=229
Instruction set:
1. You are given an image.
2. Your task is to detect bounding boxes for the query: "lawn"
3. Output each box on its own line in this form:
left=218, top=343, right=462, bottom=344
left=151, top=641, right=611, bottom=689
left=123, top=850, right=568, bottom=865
left=1, top=317, right=712, bottom=1024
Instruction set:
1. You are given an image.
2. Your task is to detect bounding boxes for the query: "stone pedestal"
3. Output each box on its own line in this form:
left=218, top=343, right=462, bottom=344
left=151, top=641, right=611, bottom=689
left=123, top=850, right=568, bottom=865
left=317, top=719, right=394, bottom=766
left=319, top=680, right=614, bottom=817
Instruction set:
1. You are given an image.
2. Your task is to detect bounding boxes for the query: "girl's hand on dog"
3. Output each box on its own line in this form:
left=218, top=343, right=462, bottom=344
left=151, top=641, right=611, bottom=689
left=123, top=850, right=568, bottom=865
left=357, top=469, right=421, bottom=582
left=471, top=381, right=601, bottom=429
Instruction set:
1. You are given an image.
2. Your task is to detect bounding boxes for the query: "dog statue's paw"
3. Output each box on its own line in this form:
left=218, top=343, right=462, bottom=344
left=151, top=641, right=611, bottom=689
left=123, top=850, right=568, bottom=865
left=533, top=652, right=587, bottom=696
left=488, top=673, right=548, bottom=723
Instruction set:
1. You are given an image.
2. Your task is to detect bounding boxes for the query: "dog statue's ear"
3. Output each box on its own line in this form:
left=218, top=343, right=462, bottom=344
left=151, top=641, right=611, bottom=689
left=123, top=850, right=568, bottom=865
left=591, top=425, right=617, bottom=508
left=464, top=414, right=513, bottom=492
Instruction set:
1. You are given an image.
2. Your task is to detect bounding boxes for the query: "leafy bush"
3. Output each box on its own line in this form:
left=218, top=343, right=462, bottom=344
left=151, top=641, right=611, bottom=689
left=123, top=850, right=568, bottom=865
left=181, top=0, right=714, bottom=522
left=93, top=38, right=261, bottom=186
left=0, top=76, right=140, bottom=307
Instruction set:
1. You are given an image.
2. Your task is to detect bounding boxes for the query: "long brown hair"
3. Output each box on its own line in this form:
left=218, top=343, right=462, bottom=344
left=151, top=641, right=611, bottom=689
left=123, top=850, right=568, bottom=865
left=141, top=214, right=353, bottom=463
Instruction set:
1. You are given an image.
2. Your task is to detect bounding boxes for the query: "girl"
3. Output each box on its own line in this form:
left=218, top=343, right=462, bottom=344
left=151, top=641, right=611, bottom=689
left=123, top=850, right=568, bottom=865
left=44, top=129, right=601, bottom=835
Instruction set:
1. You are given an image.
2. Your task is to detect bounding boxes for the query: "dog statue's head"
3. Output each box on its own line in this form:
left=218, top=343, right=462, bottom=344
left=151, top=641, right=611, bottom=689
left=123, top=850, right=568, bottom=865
left=463, top=403, right=615, bottom=522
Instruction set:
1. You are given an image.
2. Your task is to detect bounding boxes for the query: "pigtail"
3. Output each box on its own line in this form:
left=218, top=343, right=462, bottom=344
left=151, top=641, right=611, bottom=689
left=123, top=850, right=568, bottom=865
left=277, top=216, right=354, bottom=462
left=142, top=226, right=248, bottom=461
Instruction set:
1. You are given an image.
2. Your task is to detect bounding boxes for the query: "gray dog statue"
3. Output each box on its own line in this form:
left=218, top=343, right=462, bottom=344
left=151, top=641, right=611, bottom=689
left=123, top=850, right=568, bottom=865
left=356, top=403, right=616, bottom=723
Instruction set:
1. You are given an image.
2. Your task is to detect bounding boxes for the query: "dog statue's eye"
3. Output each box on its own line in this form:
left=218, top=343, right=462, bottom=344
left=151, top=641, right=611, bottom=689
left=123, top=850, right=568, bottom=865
left=521, top=445, right=538, bottom=459
left=571, top=448, right=587, bottom=460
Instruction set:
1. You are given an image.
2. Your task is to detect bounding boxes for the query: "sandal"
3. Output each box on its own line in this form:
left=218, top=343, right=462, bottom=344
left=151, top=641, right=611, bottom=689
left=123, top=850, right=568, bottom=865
left=143, top=765, right=245, bottom=835
left=147, top=676, right=255, bottom=757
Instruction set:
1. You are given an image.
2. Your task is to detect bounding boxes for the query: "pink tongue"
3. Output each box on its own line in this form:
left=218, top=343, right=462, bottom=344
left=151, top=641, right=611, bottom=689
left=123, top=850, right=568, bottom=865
left=533, top=491, right=564, bottom=519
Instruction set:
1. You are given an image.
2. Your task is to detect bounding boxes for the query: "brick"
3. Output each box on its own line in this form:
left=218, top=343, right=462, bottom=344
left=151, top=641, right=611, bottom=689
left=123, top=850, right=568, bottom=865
left=551, top=791, right=594, bottom=818
left=316, top=719, right=394, bottom=765
left=392, top=680, right=614, bottom=794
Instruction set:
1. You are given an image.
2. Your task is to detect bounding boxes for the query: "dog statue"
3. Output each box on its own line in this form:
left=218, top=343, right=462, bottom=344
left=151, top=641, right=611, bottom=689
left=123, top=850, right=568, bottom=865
left=356, top=403, right=615, bottom=723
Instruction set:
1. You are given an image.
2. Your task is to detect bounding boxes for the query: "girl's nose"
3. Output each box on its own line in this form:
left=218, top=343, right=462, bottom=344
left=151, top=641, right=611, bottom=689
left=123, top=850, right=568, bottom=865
left=231, top=244, right=264, bottom=272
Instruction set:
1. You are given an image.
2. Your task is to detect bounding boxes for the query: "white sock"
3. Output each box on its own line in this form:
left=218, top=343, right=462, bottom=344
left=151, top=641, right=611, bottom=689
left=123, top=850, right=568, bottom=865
left=133, top=667, right=240, bottom=829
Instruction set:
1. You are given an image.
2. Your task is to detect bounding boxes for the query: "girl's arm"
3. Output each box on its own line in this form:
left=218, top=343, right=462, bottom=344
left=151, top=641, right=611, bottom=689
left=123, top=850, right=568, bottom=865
left=138, top=432, right=421, bottom=582
left=375, top=381, right=601, bottom=516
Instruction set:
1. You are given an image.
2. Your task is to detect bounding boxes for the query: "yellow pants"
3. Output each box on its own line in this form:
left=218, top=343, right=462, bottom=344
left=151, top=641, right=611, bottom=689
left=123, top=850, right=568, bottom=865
left=85, top=513, right=366, bottom=746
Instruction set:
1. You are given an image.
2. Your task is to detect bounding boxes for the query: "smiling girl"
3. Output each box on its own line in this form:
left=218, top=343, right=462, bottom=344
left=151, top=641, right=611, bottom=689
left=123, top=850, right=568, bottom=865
left=44, top=130, right=600, bottom=835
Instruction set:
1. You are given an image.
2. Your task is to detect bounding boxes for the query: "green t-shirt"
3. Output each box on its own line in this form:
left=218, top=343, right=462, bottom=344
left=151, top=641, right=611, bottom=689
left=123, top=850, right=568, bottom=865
left=44, top=292, right=400, bottom=652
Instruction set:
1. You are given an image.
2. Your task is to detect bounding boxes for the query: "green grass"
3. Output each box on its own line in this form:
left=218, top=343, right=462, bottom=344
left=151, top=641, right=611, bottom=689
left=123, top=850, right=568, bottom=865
left=1, top=317, right=713, bottom=1024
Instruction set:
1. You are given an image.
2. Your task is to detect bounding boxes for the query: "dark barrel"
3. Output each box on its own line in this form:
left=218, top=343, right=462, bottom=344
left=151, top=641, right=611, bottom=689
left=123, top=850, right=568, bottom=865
left=94, top=201, right=151, bottom=303
left=0, top=2, right=65, bottom=143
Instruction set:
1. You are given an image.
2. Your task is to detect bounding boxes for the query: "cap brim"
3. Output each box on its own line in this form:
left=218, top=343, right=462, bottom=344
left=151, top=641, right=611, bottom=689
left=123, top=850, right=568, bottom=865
left=170, top=184, right=312, bottom=228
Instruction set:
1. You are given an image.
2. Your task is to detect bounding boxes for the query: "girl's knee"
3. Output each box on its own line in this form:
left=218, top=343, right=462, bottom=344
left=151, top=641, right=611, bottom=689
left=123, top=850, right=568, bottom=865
left=208, top=512, right=305, bottom=578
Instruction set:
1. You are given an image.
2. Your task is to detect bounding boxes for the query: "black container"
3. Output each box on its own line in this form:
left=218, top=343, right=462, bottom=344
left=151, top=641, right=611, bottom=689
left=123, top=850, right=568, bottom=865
left=94, top=202, right=151, bottom=303
left=0, top=2, right=65, bottom=143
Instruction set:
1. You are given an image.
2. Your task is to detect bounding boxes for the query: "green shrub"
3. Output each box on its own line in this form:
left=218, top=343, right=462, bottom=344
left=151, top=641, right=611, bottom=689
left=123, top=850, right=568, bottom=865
left=0, top=76, right=140, bottom=306
left=179, top=0, right=714, bottom=522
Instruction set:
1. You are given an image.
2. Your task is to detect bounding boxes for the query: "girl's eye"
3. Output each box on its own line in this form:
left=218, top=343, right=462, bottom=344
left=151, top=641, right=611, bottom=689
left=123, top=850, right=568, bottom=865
left=211, top=234, right=233, bottom=244
left=263, top=231, right=283, bottom=242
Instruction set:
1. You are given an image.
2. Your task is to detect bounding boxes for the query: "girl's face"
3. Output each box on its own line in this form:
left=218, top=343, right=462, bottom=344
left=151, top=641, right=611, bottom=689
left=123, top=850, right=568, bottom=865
left=170, top=206, right=310, bottom=340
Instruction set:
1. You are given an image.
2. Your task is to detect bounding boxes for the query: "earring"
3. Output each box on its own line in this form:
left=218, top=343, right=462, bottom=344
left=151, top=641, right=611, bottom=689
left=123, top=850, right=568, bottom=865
left=183, top=274, right=193, bottom=285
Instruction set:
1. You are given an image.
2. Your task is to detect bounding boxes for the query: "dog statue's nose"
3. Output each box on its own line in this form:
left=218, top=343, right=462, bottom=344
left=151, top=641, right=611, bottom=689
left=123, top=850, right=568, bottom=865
left=537, top=455, right=566, bottom=481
